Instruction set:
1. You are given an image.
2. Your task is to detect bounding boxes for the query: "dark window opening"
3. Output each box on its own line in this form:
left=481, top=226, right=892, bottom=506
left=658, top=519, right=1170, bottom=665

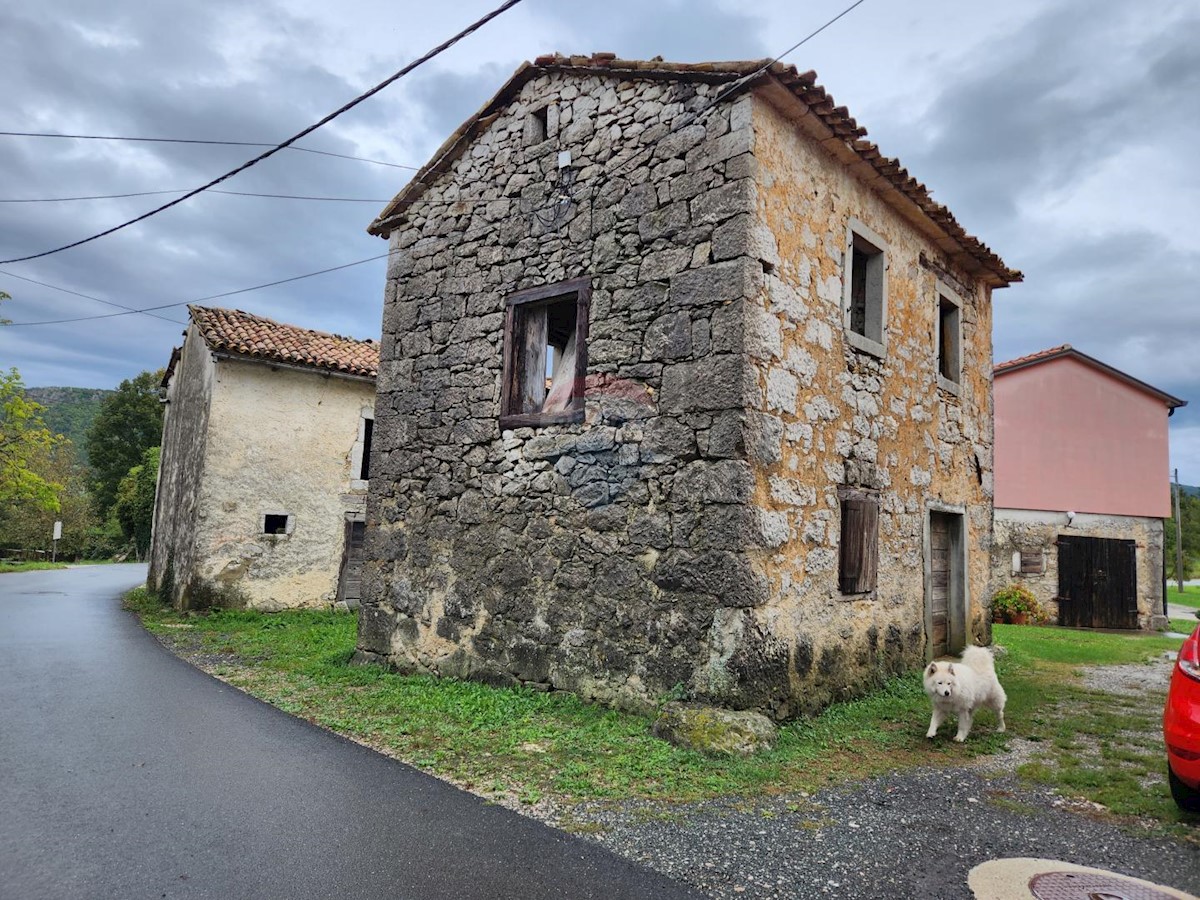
left=264, top=514, right=289, bottom=535
left=937, top=295, right=961, bottom=383
left=360, top=417, right=373, bottom=480
left=838, top=489, right=879, bottom=594
left=501, top=278, right=590, bottom=429
left=847, top=232, right=885, bottom=344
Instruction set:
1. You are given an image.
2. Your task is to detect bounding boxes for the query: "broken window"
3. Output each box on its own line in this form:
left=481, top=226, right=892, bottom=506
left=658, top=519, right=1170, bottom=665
left=359, top=416, right=373, bottom=481
left=500, top=277, right=590, bottom=429
left=843, top=220, right=887, bottom=356
left=936, top=287, right=962, bottom=388
left=263, top=514, right=290, bottom=536
left=838, top=488, right=879, bottom=594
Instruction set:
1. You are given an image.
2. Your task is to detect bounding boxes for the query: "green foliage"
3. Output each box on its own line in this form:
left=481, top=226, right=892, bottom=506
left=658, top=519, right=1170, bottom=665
left=1165, top=488, right=1200, bottom=580
left=991, top=584, right=1044, bottom=623
left=0, top=435, right=97, bottom=558
left=124, top=597, right=1191, bottom=837
left=24, top=387, right=114, bottom=463
left=0, top=368, right=62, bottom=514
left=112, top=446, right=160, bottom=556
left=85, top=370, right=163, bottom=515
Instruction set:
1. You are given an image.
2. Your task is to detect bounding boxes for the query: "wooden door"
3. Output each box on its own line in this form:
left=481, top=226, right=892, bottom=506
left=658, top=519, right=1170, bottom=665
left=1057, top=536, right=1137, bottom=629
left=929, top=513, right=952, bottom=657
left=337, top=520, right=366, bottom=604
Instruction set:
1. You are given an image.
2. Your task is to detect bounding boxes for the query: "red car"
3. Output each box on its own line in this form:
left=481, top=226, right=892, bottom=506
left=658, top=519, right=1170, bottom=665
left=1164, top=624, right=1200, bottom=812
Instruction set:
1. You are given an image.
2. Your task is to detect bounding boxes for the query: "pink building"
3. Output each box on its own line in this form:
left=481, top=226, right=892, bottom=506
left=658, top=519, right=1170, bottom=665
left=992, top=345, right=1185, bottom=629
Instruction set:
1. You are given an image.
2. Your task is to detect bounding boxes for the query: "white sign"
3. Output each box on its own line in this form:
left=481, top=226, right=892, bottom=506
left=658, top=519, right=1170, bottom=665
left=53, top=521, right=62, bottom=540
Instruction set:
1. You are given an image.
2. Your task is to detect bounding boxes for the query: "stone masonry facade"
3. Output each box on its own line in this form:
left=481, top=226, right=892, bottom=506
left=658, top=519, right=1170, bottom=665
left=356, top=57, right=1019, bottom=719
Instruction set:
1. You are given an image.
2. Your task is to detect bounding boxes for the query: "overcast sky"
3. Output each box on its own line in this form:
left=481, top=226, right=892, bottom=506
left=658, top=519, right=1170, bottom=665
left=1, top=0, right=1197, bottom=482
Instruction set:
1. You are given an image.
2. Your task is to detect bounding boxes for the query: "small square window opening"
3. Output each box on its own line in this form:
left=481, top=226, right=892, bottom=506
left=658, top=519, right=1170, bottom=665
left=264, top=514, right=289, bottom=535
left=526, top=107, right=549, bottom=146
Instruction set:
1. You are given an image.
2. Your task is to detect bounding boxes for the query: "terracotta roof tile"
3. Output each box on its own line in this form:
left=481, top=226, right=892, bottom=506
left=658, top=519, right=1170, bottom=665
left=189, top=305, right=378, bottom=379
left=994, top=344, right=1073, bottom=371
left=368, top=53, right=1019, bottom=286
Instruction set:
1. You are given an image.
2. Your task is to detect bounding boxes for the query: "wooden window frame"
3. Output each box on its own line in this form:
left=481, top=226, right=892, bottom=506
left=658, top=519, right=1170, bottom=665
left=842, top=218, right=888, bottom=358
left=499, top=277, right=590, bottom=430
left=838, top=487, right=880, bottom=595
left=935, top=280, right=962, bottom=396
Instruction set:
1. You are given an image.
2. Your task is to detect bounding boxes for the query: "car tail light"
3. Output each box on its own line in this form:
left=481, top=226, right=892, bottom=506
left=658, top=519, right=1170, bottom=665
left=1180, top=633, right=1200, bottom=683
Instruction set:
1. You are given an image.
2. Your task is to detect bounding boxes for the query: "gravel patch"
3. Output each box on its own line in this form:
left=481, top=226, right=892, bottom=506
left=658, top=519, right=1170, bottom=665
left=531, top=659, right=1198, bottom=900
left=548, top=768, right=1197, bottom=900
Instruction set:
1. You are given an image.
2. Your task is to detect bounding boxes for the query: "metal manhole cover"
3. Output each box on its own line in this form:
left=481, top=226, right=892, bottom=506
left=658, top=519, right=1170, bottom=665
left=1030, top=871, right=1180, bottom=900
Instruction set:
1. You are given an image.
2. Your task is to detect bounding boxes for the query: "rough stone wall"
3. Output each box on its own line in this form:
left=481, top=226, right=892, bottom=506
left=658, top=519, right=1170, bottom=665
left=360, top=73, right=769, bottom=712
left=992, top=509, right=1166, bottom=628
left=360, top=72, right=997, bottom=718
left=679, top=95, right=997, bottom=716
left=149, top=325, right=215, bottom=606
left=185, top=359, right=374, bottom=610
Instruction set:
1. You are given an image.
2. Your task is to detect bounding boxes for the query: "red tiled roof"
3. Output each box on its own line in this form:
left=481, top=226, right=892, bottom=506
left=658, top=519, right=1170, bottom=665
left=369, top=53, right=1020, bottom=287
left=189, top=305, right=378, bottom=379
left=994, top=344, right=1074, bottom=371
left=995, top=344, right=1186, bottom=409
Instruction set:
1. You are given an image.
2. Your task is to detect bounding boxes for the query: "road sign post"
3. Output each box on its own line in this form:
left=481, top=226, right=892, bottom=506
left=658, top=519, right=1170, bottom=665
left=52, top=520, right=62, bottom=563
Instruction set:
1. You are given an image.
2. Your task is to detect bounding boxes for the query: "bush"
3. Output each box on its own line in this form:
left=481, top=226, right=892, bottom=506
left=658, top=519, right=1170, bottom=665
left=992, top=584, right=1044, bottom=624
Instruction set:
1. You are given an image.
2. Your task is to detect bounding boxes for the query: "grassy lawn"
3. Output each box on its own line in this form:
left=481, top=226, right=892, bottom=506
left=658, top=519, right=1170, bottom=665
left=124, top=588, right=1196, bottom=837
left=1169, top=585, right=1200, bottom=609
left=0, top=560, right=68, bottom=573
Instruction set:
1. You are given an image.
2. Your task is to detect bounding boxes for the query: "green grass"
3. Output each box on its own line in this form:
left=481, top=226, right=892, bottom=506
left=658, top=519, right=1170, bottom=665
left=1168, top=585, right=1200, bottom=609
left=0, top=560, right=68, bottom=573
left=1169, top=618, right=1198, bottom=635
left=123, top=589, right=1196, bottom=835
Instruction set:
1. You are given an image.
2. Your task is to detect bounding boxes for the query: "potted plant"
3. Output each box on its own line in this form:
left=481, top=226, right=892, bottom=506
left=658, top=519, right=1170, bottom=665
left=992, top=584, right=1042, bottom=625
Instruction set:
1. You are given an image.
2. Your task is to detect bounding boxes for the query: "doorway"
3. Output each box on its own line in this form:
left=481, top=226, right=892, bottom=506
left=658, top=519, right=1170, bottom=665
left=926, top=510, right=966, bottom=658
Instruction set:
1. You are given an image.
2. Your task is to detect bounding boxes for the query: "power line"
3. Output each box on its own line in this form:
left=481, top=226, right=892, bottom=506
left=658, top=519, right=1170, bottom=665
left=0, top=189, right=390, bottom=203
left=0, top=131, right=419, bottom=171
left=2, top=270, right=187, bottom=326
left=1, top=1, right=864, bottom=332
left=0, top=251, right=394, bottom=326
left=0, top=0, right=526, bottom=266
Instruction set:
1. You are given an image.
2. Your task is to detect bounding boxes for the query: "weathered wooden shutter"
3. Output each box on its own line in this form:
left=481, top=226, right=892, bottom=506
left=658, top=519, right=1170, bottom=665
left=839, top=493, right=879, bottom=593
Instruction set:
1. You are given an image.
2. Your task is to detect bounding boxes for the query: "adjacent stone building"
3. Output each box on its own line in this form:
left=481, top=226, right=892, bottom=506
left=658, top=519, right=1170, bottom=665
left=149, top=305, right=378, bottom=610
left=992, top=345, right=1185, bottom=630
left=356, top=54, right=1021, bottom=718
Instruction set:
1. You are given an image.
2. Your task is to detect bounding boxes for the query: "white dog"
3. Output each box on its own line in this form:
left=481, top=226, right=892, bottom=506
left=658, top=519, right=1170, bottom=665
left=923, top=645, right=1006, bottom=742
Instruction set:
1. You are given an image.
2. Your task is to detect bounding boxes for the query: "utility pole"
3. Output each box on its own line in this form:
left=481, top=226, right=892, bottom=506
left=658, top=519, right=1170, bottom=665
left=1174, top=469, right=1185, bottom=594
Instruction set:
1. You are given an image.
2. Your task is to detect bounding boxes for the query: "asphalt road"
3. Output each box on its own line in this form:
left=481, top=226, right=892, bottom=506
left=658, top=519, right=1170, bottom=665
left=0, top=565, right=701, bottom=900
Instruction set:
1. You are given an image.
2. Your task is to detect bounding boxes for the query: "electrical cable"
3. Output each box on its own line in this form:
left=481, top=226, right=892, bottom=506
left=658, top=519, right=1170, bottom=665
left=2, top=270, right=187, bottom=326
left=1, top=0, right=864, bottom=330
left=0, top=131, right=418, bottom=170
left=0, top=0, right=526, bottom=266
left=1, top=250, right=395, bottom=326
left=0, top=189, right=391, bottom=203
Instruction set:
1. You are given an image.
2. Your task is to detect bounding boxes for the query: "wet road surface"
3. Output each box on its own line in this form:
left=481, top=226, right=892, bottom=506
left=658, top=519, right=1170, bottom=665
left=0, top=565, right=700, bottom=900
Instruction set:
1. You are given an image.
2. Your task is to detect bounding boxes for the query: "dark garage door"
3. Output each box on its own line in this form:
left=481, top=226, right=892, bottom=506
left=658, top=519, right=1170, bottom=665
left=1056, top=535, right=1137, bottom=629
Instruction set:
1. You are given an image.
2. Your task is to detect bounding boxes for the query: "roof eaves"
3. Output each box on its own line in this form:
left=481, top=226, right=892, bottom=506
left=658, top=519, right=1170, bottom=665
left=996, top=344, right=1186, bottom=410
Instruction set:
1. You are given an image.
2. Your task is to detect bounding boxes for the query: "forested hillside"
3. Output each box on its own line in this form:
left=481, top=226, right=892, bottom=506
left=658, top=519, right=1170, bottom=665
left=24, top=387, right=114, bottom=459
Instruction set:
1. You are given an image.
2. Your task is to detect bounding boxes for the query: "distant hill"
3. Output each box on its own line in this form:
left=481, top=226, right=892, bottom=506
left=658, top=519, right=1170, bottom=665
left=25, top=386, right=114, bottom=460
left=1183, top=484, right=1200, bottom=498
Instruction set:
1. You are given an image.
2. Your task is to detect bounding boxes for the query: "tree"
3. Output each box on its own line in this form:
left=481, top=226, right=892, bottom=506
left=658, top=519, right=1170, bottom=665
left=1166, top=489, right=1200, bottom=580
left=0, top=368, right=61, bottom=513
left=0, top=438, right=96, bottom=558
left=112, top=447, right=160, bottom=557
left=85, top=370, right=164, bottom=515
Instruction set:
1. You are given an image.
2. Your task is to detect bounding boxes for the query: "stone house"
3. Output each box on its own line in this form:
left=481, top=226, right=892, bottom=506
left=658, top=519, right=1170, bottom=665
left=992, top=345, right=1185, bottom=629
left=356, top=54, right=1021, bottom=718
left=149, top=305, right=378, bottom=610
